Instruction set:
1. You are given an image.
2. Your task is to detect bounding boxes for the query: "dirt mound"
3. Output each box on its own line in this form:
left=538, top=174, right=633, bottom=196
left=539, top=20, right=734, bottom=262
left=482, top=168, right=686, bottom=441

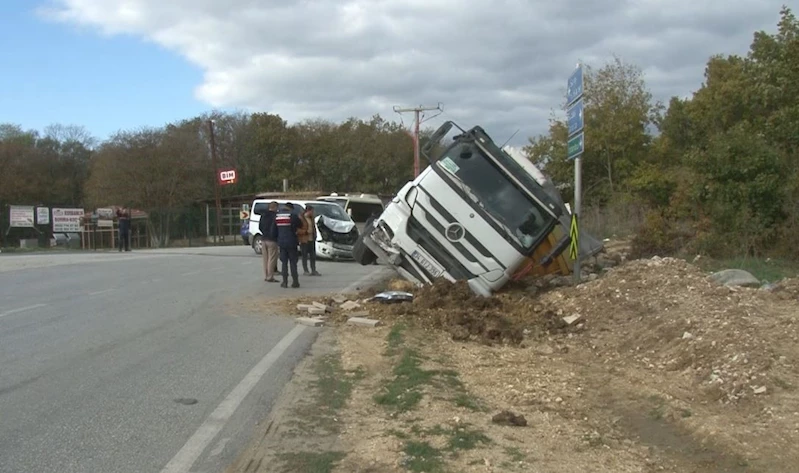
left=353, top=256, right=798, bottom=404
left=530, top=257, right=799, bottom=404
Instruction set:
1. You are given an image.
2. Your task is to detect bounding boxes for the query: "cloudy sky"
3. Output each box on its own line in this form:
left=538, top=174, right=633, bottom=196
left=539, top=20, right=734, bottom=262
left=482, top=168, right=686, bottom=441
left=0, top=0, right=788, bottom=147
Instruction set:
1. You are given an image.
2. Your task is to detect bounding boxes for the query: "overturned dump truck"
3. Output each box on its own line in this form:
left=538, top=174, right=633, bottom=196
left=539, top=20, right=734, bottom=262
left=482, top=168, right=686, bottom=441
left=352, top=120, right=604, bottom=296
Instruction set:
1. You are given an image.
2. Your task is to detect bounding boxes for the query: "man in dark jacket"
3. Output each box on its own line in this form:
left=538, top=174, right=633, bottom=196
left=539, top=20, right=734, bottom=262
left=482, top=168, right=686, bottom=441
left=259, top=202, right=279, bottom=282
left=270, top=202, right=304, bottom=288
left=117, top=207, right=131, bottom=252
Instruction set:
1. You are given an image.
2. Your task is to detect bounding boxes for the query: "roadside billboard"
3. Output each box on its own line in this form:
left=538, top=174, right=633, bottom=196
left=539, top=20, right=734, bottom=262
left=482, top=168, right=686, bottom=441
left=9, top=205, right=35, bottom=228
left=52, top=208, right=85, bottom=233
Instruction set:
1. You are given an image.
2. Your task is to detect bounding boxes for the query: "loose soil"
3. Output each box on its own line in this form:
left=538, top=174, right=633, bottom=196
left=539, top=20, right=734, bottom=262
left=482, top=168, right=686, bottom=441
left=236, top=241, right=799, bottom=472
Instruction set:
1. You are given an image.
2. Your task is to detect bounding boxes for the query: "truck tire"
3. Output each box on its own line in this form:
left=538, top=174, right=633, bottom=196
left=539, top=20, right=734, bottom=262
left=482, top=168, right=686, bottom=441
left=352, top=218, right=378, bottom=266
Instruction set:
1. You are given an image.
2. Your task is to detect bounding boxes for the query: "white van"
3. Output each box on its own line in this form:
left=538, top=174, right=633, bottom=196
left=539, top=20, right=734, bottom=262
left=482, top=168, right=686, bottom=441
left=316, top=193, right=385, bottom=233
left=248, top=198, right=358, bottom=260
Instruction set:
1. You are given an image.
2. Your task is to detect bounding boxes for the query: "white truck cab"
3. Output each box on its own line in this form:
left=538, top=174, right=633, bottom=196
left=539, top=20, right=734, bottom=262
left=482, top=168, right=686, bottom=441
left=356, top=121, right=598, bottom=297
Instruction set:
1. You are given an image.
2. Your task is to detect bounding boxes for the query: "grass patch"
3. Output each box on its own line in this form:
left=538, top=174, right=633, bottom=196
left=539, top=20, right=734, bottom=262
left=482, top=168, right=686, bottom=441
left=697, top=256, right=799, bottom=282
left=446, top=424, right=491, bottom=452
left=504, top=446, right=526, bottom=462
left=277, top=451, right=346, bottom=473
left=402, top=441, right=445, bottom=472
left=452, top=393, right=484, bottom=412
left=290, top=352, right=363, bottom=435
left=386, top=322, right=407, bottom=356
left=374, top=348, right=435, bottom=412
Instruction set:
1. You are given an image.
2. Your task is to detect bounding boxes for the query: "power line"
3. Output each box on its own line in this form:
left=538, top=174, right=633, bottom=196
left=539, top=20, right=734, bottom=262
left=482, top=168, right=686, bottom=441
left=393, top=103, right=443, bottom=178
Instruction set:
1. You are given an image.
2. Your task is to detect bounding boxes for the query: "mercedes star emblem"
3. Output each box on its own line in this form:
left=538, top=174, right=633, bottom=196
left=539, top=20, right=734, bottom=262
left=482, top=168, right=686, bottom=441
left=445, top=223, right=465, bottom=242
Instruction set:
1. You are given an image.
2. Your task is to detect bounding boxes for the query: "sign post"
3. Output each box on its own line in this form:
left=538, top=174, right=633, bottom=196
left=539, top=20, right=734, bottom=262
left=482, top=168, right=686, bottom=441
left=566, top=64, right=585, bottom=284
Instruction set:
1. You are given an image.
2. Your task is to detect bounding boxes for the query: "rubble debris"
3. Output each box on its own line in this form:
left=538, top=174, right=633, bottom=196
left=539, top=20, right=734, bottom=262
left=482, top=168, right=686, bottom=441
left=340, top=300, right=362, bottom=311
left=296, top=303, right=315, bottom=311
left=491, top=410, right=527, bottom=427
left=308, top=307, right=326, bottom=316
left=369, top=291, right=414, bottom=304
left=562, top=314, right=582, bottom=326
left=347, top=317, right=382, bottom=327
left=332, top=294, right=348, bottom=304
left=312, top=301, right=333, bottom=312
left=296, top=317, right=324, bottom=327
left=753, top=386, right=767, bottom=395
left=709, top=269, right=761, bottom=288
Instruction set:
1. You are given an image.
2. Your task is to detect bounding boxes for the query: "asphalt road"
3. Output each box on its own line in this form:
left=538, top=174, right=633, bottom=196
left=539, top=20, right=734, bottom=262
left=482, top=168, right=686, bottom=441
left=0, top=246, right=391, bottom=473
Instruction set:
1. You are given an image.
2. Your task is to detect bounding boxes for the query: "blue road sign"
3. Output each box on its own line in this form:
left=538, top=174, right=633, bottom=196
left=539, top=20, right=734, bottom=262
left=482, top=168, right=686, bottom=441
left=566, top=65, right=583, bottom=106
left=567, top=98, right=584, bottom=136
left=567, top=132, right=584, bottom=160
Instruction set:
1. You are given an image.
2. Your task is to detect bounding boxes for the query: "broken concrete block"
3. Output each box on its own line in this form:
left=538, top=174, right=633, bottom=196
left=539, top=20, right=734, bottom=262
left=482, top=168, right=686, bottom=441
left=296, top=303, right=315, bottom=311
left=311, top=301, right=333, bottom=312
left=341, top=300, right=361, bottom=311
left=562, top=314, right=582, bottom=326
left=308, top=307, right=326, bottom=316
left=296, top=317, right=324, bottom=327
left=753, top=386, right=767, bottom=395
left=332, top=295, right=347, bottom=304
left=709, top=269, right=761, bottom=288
left=348, top=310, right=371, bottom=318
left=347, top=317, right=382, bottom=327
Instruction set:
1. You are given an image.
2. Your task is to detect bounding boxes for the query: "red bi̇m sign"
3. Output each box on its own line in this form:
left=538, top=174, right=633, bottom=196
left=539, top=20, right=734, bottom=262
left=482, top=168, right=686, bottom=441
left=218, top=169, right=238, bottom=186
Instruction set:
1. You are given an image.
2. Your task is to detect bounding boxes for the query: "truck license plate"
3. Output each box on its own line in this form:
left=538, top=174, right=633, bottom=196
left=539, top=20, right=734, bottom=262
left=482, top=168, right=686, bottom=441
left=411, top=250, right=442, bottom=278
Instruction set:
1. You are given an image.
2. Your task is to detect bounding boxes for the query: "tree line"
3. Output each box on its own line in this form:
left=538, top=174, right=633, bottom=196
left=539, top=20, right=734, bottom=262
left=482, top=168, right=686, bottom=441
left=1, top=6, right=795, bottom=257
left=526, top=6, right=798, bottom=259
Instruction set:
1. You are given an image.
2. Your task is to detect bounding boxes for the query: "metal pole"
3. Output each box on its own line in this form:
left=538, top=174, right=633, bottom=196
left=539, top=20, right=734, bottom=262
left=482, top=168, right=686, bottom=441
left=208, top=120, right=222, bottom=245
left=413, top=110, right=421, bottom=177
left=573, top=156, right=582, bottom=284
left=393, top=103, right=443, bottom=178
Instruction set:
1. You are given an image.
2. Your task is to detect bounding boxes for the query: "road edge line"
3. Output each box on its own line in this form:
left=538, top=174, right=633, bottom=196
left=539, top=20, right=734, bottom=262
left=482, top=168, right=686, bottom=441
left=160, top=323, right=307, bottom=473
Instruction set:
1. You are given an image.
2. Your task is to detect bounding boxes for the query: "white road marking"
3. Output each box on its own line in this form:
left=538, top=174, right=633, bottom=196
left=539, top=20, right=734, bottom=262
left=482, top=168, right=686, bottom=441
left=0, top=303, right=48, bottom=319
left=88, top=289, right=115, bottom=296
left=160, top=324, right=307, bottom=473
left=208, top=437, right=230, bottom=457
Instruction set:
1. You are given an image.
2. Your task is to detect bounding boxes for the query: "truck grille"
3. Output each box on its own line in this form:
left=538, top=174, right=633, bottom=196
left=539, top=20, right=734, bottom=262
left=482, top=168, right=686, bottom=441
left=406, top=216, right=473, bottom=281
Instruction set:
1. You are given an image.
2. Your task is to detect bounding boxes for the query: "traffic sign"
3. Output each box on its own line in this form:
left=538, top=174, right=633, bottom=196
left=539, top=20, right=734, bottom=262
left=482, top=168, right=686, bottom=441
left=567, top=98, right=584, bottom=135
left=569, top=213, right=579, bottom=260
left=218, top=168, right=237, bottom=186
left=566, top=65, right=583, bottom=106
left=567, top=132, right=584, bottom=160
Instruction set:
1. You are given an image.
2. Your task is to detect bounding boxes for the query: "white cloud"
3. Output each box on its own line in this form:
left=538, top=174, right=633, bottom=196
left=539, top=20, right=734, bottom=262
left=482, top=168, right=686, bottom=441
left=40, top=0, right=787, bottom=146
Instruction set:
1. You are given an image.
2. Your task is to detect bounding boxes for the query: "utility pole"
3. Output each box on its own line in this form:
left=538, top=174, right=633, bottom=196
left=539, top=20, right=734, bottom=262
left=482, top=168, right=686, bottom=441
left=393, top=103, right=443, bottom=178
left=208, top=119, right=223, bottom=245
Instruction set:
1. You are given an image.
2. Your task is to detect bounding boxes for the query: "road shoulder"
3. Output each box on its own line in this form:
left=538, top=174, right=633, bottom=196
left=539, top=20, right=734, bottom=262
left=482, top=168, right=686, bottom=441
left=223, top=328, right=361, bottom=473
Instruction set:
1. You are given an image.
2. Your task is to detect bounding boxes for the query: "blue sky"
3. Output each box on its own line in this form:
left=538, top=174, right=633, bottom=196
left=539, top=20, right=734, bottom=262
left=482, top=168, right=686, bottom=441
left=0, top=0, right=213, bottom=142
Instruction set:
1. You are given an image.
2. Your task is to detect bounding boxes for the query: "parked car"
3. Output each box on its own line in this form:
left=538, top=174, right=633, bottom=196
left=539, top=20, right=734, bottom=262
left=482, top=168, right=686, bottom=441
left=248, top=199, right=359, bottom=260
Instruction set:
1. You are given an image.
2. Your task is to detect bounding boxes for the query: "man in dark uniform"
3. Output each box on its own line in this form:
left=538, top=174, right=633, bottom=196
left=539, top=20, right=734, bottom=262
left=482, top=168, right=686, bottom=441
left=117, top=207, right=131, bottom=252
left=270, top=202, right=304, bottom=288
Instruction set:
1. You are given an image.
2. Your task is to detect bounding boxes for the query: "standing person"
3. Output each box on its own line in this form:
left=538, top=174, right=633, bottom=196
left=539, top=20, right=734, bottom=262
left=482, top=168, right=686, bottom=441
left=270, top=202, right=304, bottom=288
left=259, top=201, right=279, bottom=283
left=117, top=207, right=131, bottom=252
left=299, top=205, right=321, bottom=276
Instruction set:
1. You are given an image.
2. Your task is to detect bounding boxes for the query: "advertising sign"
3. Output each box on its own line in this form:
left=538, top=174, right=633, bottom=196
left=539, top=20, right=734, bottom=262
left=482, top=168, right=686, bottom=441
left=52, top=208, right=85, bottom=233
left=218, top=169, right=238, bottom=186
left=10, top=206, right=35, bottom=228
left=36, top=207, right=50, bottom=225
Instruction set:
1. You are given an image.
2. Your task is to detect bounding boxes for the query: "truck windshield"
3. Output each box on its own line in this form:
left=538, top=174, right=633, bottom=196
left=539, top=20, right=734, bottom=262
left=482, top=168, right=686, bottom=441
left=436, top=142, right=550, bottom=250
